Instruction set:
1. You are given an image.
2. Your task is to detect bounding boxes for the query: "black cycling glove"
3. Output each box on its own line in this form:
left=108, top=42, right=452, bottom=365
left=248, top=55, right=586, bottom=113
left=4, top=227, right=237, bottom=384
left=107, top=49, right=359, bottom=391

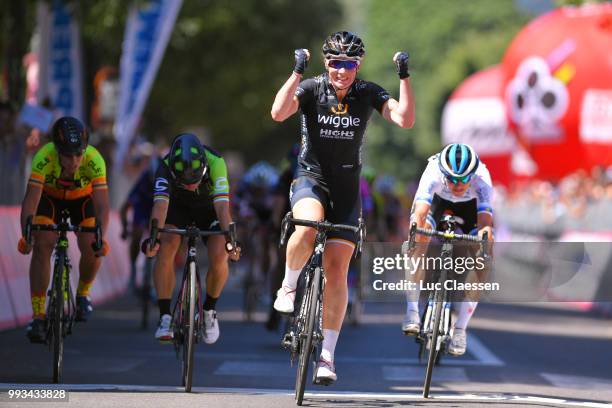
left=393, top=51, right=410, bottom=79
left=293, top=49, right=310, bottom=75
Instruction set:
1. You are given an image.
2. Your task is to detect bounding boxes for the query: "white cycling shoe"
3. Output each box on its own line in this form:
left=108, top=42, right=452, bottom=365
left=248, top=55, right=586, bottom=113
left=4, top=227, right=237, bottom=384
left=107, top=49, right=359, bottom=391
left=202, top=310, right=220, bottom=344
left=448, top=328, right=467, bottom=356
left=155, top=314, right=173, bottom=343
left=401, top=310, right=421, bottom=336
left=314, top=357, right=337, bottom=385
left=273, top=286, right=297, bottom=314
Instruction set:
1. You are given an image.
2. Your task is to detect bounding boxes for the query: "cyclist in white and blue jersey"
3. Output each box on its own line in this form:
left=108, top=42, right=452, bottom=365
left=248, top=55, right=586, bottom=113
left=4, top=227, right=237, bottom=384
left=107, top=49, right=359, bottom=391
left=403, top=143, right=494, bottom=356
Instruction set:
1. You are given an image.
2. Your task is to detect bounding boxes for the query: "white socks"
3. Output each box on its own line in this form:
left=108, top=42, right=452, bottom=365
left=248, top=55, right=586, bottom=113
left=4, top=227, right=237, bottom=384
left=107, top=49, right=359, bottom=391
left=455, top=301, right=478, bottom=330
left=406, top=300, right=420, bottom=315
left=321, top=329, right=339, bottom=362
left=281, top=265, right=301, bottom=290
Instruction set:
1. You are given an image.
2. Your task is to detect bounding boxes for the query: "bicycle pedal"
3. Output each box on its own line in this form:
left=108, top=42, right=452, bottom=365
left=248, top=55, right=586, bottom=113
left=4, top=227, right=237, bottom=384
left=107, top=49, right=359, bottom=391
left=281, top=333, right=293, bottom=350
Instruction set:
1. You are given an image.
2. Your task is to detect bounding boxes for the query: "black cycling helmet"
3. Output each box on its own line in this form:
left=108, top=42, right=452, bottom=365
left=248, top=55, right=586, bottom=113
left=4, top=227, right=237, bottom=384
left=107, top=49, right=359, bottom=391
left=168, top=133, right=208, bottom=184
left=322, top=31, right=365, bottom=60
left=52, top=116, right=88, bottom=155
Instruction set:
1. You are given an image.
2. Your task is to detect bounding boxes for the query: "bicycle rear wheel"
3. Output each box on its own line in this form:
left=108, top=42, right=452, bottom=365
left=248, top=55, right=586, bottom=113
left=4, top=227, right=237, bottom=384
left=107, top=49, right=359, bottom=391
left=295, top=266, right=321, bottom=406
left=52, top=254, right=66, bottom=383
left=423, top=290, right=443, bottom=398
left=182, top=261, right=197, bottom=392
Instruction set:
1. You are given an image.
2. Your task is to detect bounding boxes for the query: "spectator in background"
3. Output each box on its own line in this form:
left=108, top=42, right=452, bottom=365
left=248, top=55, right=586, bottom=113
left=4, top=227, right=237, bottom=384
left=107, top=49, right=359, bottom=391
left=0, top=101, right=27, bottom=205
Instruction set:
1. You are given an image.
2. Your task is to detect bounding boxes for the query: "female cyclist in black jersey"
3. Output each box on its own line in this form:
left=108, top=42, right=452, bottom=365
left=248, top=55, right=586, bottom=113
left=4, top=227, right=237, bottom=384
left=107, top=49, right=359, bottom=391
left=270, top=31, right=415, bottom=384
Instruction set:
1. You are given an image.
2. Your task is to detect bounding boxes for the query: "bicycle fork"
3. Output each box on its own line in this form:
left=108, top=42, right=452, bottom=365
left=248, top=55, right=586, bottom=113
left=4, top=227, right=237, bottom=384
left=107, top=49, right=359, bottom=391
left=422, top=297, right=451, bottom=352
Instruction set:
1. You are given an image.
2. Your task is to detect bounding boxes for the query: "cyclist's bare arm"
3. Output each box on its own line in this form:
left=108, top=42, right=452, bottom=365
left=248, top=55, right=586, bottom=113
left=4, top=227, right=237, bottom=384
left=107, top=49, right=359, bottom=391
left=92, top=188, right=110, bottom=236
left=150, top=200, right=169, bottom=230
left=411, top=202, right=433, bottom=244
left=20, top=184, right=43, bottom=235
left=213, top=200, right=233, bottom=232
left=143, top=200, right=168, bottom=257
left=271, top=73, right=301, bottom=122
left=477, top=213, right=494, bottom=241
left=214, top=200, right=240, bottom=261
left=381, top=77, right=415, bottom=129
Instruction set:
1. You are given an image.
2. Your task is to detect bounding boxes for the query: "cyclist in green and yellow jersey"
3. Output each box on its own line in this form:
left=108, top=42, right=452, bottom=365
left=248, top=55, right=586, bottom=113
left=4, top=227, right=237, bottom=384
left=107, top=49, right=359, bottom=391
left=19, top=116, right=110, bottom=343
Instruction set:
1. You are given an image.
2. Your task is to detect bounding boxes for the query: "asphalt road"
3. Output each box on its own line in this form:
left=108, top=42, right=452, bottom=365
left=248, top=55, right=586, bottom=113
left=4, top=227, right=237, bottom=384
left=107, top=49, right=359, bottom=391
left=1, top=280, right=611, bottom=408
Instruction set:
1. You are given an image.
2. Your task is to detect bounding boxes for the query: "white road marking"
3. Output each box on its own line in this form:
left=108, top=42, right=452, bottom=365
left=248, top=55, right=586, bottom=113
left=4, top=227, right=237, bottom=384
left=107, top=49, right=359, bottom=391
left=466, top=332, right=505, bottom=366
left=382, top=365, right=468, bottom=382
left=1, top=384, right=609, bottom=407
left=541, top=373, right=612, bottom=391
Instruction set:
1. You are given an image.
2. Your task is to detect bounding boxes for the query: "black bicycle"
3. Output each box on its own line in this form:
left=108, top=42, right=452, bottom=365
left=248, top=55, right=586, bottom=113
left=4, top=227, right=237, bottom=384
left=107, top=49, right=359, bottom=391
left=24, top=211, right=102, bottom=383
left=402, top=215, right=488, bottom=398
left=279, top=212, right=363, bottom=406
left=148, top=219, right=237, bottom=393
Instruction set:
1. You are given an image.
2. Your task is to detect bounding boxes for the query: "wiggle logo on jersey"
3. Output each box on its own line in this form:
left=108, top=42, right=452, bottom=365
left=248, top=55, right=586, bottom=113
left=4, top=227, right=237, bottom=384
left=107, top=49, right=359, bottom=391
left=317, top=114, right=361, bottom=128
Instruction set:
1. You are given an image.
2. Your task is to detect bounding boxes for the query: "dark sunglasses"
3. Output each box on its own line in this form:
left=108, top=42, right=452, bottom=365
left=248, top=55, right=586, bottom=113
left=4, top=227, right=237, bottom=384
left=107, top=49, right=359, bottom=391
left=328, top=60, right=359, bottom=70
left=447, top=174, right=472, bottom=185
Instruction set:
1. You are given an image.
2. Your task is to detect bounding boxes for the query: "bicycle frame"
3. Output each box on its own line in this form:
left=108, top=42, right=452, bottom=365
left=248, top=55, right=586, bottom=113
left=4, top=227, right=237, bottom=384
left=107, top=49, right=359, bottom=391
left=404, top=215, right=487, bottom=398
left=148, top=219, right=237, bottom=393
left=279, top=212, right=363, bottom=406
left=25, top=212, right=101, bottom=383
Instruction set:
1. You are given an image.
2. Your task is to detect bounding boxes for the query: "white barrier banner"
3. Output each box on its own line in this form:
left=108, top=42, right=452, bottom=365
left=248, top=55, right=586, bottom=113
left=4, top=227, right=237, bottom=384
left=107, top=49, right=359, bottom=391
left=114, top=0, right=183, bottom=170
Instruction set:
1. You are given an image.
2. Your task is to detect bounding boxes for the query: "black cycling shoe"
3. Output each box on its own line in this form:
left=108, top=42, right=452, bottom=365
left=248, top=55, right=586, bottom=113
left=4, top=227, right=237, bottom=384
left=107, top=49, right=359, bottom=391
left=76, top=296, right=93, bottom=322
left=26, top=319, right=47, bottom=344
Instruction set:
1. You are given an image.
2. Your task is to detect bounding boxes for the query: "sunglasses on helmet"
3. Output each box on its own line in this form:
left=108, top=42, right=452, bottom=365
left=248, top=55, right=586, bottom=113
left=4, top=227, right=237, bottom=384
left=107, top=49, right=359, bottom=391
left=446, top=174, right=472, bottom=185
left=328, top=59, right=360, bottom=70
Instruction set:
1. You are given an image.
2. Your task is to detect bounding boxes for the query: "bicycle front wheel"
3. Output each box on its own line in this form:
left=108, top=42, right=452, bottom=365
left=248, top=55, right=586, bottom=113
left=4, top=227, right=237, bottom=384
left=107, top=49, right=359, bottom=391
left=182, top=261, right=197, bottom=392
left=52, top=255, right=66, bottom=383
left=423, top=291, right=443, bottom=398
left=295, top=266, right=321, bottom=406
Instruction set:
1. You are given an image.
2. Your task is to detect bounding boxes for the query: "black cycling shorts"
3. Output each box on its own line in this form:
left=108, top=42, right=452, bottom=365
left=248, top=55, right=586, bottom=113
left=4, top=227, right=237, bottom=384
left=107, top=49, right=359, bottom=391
left=165, top=197, right=220, bottom=242
left=36, top=193, right=95, bottom=226
left=427, top=194, right=478, bottom=235
left=289, top=175, right=361, bottom=245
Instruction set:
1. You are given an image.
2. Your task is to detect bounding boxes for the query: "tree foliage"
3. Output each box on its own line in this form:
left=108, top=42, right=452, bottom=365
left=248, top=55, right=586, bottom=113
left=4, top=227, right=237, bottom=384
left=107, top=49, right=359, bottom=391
left=7, top=0, right=341, bottom=163
left=142, top=0, right=342, bottom=161
left=360, top=0, right=530, bottom=181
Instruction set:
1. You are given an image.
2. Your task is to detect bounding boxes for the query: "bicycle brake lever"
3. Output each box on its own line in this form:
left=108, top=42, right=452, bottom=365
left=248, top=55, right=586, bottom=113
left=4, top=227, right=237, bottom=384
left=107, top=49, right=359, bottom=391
left=279, top=212, right=292, bottom=247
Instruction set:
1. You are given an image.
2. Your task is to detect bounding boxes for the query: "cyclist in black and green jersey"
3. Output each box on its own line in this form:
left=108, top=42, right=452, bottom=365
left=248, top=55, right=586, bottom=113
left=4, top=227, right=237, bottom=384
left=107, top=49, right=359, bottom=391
left=143, top=133, right=240, bottom=344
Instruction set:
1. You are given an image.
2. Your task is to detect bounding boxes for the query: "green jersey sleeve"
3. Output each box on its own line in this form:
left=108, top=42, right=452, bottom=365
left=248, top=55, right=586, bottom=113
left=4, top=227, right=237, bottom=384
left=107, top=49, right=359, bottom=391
left=205, top=148, right=229, bottom=203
